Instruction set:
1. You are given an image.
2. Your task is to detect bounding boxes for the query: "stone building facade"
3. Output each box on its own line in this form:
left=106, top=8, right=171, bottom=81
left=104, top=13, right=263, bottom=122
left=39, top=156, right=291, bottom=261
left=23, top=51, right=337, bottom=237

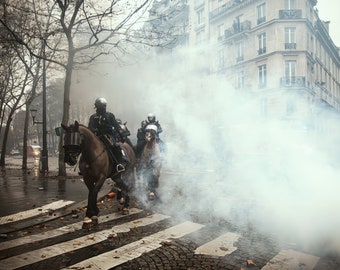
left=149, top=0, right=340, bottom=129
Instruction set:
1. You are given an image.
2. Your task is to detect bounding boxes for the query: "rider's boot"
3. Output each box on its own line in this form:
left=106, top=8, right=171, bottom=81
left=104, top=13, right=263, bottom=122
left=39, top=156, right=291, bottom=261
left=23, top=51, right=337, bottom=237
left=113, top=143, right=129, bottom=172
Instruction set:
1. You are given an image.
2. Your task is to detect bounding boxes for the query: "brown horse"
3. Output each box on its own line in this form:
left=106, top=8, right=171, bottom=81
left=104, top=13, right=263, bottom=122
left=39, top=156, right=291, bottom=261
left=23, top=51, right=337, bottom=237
left=62, top=121, right=136, bottom=228
left=138, top=124, right=162, bottom=200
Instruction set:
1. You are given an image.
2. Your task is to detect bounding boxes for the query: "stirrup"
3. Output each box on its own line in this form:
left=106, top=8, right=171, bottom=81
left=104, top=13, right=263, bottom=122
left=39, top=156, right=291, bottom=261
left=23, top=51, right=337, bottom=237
left=116, top=163, right=125, bottom=172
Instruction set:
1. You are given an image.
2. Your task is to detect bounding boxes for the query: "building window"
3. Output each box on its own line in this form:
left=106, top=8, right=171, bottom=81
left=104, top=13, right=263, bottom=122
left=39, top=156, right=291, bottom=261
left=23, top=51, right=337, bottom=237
left=258, top=33, right=266, bottom=54
left=284, top=60, right=296, bottom=84
left=284, top=0, right=296, bottom=9
left=258, top=64, right=267, bottom=88
left=218, top=49, right=224, bottom=68
left=196, top=29, right=204, bottom=44
left=236, top=41, right=244, bottom=62
left=257, top=3, right=266, bottom=24
left=232, top=15, right=242, bottom=33
left=285, top=27, right=296, bottom=49
left=197, top=9, right=204, bottom=25
left=237, top=70, right=245, bottom=89
left=217, top=23, right=224, bottom=40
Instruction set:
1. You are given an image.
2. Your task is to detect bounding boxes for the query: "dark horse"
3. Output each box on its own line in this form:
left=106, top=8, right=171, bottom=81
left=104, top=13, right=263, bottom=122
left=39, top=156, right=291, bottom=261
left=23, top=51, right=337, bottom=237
left=62, top=121, right=136, bottom=228
left=138, top=124, right=162, bottom=200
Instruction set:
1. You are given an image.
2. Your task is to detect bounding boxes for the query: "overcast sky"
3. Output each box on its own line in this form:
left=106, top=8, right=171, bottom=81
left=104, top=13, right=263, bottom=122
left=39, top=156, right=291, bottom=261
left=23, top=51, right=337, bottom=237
left=316, top=1, right=340, bottom=46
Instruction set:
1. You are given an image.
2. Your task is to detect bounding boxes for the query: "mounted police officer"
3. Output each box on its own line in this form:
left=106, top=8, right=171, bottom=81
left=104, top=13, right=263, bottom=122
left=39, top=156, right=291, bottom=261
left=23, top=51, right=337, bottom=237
left=136, top=113, right=164, bottom=158
left=115, top=118, right=134, bottom=149
left=88, top=97, right=129, bottom=170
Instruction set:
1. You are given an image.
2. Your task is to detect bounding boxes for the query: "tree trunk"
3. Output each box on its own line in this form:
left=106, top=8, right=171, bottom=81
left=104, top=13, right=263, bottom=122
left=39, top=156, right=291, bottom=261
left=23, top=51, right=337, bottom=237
left=0, top=116, right=13, bottom=166
left=58, top=49, right=74, bottom=176
left=21, top=107, right=30, bottom=170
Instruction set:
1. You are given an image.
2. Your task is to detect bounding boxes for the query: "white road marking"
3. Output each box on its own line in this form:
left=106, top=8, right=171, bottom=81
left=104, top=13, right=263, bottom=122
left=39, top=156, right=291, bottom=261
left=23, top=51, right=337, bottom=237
left=194, top=232, right=241, bottom=256
left=0, top=200, right=74, bottom=225
left=0, top=208, right=142, bottom=251
left=261, top=249, right=320, bottom=270
left=63, top=221, right=205, bottom=270
left=0, top=213, right=170, bottom=270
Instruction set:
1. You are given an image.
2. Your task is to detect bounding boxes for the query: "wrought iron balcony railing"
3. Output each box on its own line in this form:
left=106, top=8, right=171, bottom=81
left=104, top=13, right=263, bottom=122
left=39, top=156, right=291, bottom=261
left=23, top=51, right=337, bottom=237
left=279, top=9, right=302, bottom=19
left=224, top=20, right=251, bottom=38
left=258, top=47, right=266, bottom=55
left=257, top=16, right=266, bottom=25
left=280, top=76, right=306, bottom=87
left=285, top=43, right=297, bottom=49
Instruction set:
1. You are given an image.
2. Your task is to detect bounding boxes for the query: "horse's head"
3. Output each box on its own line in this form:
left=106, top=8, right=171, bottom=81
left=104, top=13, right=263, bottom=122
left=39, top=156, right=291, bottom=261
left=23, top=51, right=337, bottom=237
left=61, top=121, right=82, bottom=166
left=145, top=124, right=158, bottom=142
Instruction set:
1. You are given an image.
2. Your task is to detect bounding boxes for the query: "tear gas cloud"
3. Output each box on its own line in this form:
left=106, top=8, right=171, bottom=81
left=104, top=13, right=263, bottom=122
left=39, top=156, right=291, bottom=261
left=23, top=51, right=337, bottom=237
left=74, top=45, right=340, bottom=255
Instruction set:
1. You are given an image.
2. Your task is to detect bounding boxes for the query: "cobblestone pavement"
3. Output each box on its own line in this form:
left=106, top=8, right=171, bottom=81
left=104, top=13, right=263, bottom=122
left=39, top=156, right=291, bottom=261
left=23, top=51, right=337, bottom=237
left=0, top=156, right=340, bottom=269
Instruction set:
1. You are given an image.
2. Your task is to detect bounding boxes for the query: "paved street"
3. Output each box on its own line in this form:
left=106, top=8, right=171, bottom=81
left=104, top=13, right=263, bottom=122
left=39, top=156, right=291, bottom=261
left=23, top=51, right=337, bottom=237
left=0, top=156, right=91, bottom=216
left=0, top=156, right=340, bottom=269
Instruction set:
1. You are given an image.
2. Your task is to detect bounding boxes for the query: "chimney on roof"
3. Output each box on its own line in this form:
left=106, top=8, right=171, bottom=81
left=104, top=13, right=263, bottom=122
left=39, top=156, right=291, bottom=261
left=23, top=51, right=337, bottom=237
left=322, top=21, right=330, bottom=32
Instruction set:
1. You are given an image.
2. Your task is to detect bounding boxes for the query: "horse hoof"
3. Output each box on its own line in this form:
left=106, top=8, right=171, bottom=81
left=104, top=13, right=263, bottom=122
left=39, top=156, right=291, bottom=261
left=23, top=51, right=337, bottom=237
left=91, top=216, right=98, bottom=226
left=82, top=217, right=93, bottom=230
left=84, top=217, right=92, bottom=223
left=119, top=197, right=125, bottom=205
left=148, top=192, right=155, bottom=200
left=122, top=208, right=129, bottom=215
left=82, top=222, right=92, bottom=230
left=82, top=222, right=93, bottom=230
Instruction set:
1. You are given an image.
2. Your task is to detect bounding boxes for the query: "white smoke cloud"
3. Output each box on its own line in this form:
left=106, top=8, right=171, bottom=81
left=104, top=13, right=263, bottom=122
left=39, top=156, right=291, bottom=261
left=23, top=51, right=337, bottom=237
left=75, top=44, right=340, bottom=255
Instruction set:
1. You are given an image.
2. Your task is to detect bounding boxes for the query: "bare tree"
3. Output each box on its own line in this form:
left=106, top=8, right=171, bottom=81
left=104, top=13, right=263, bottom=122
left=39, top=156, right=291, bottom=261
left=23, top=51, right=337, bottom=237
left=0, top=0, right=38, bottom=167
left=1, top=0, right=175, bottom=175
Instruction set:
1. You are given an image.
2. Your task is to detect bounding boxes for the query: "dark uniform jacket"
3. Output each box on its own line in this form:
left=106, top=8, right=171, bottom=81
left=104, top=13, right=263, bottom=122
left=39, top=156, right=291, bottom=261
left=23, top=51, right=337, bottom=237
left=88, top=111, right=121, bottom=138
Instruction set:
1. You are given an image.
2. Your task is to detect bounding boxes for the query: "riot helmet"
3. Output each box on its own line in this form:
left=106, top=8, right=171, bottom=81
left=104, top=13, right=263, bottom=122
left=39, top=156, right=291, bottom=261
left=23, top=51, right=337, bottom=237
left=94, top=97, right=107, bottom=115
left=147, top=113, right=156, bottom=123
left=95, top=97, right=107, bottom=109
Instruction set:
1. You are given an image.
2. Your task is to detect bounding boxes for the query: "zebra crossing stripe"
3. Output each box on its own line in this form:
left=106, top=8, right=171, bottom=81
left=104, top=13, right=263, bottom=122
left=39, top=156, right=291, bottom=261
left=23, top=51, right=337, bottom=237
left=63, top=221, right=205, bottom=270
left=261, top=249, right=320, bottom=270
left=0, top=208, right=143, bottom=251
left=194, top=232, right=241, bottom=256
left=0, top=200, right=74, bottom=225
left=0, top=213, right=170, bottom=270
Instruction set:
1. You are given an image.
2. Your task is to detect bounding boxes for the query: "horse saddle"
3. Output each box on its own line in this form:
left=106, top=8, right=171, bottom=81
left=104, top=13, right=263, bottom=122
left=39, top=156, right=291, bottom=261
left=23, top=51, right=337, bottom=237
left=100, top=135, right=129, bottom=173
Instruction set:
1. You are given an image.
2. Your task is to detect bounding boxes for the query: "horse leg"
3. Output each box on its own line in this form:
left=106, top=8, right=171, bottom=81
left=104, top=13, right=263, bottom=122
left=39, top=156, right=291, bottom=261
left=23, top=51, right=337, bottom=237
left=116, top=187, right=125, bottom=205
left=83, top=184, right=101, bottom=229
left=116, top=173, right=132, bottom=215
left=148, top=174, right=159, bottom=201
left=122, top=194, right=130, bottom=215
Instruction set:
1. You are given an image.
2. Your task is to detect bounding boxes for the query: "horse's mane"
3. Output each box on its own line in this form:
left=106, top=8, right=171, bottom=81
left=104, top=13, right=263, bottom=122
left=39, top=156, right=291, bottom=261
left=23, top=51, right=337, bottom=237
left=75, top=122, right=96, bottom=137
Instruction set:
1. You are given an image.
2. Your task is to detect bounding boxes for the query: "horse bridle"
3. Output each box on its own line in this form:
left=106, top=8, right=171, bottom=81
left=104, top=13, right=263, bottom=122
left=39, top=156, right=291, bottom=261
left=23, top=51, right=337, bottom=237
left=145, top=129, right=156, bottom=142
left=63, top=128, right=82, bottom=166
left=63, top=127, right=108, bottom=167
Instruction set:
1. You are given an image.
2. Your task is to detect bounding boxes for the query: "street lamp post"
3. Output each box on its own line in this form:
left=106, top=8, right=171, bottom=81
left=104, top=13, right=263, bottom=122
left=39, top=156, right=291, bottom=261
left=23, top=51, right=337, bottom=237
left=30, top=108, right=49, bottom=174
left=29, top=33, right=49, bottom=174
left=30, top=45, right=49, bottom=175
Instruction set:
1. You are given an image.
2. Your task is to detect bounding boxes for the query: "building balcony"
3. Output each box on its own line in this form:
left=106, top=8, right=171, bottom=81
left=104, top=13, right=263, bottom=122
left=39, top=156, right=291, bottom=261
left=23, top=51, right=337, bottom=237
left=209, top=0, right=244, bottom=20
left=258, top=82, right=267, bottom=89
left=258, top=47, right=266, bottom=55
left=279, top=9, right=302, bottom=19
left=236, top=55, right=244, bottom=62
left=257, top=16, right=266, bottom=25
left=285, top=43, right=296, bottom=49
left=280, top=76, right=306, bottom=87
left=224, top=20, right=251, bottom=38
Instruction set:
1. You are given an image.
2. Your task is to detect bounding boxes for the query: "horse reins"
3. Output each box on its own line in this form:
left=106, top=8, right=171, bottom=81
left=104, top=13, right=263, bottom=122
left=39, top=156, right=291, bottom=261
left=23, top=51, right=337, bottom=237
left=79, top=131, right=107, bottom=167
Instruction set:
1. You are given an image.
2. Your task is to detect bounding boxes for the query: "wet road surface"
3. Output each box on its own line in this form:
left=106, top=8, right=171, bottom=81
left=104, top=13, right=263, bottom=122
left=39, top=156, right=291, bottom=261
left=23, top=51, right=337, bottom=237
left=0, top=156, right=340, bottom=269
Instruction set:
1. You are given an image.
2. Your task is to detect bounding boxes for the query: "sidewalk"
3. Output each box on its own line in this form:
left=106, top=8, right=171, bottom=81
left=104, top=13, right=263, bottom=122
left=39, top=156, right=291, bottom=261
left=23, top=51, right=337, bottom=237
left=4, top=155, right=80, bottom=177
left=0, top=155, right=98, bottom=217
